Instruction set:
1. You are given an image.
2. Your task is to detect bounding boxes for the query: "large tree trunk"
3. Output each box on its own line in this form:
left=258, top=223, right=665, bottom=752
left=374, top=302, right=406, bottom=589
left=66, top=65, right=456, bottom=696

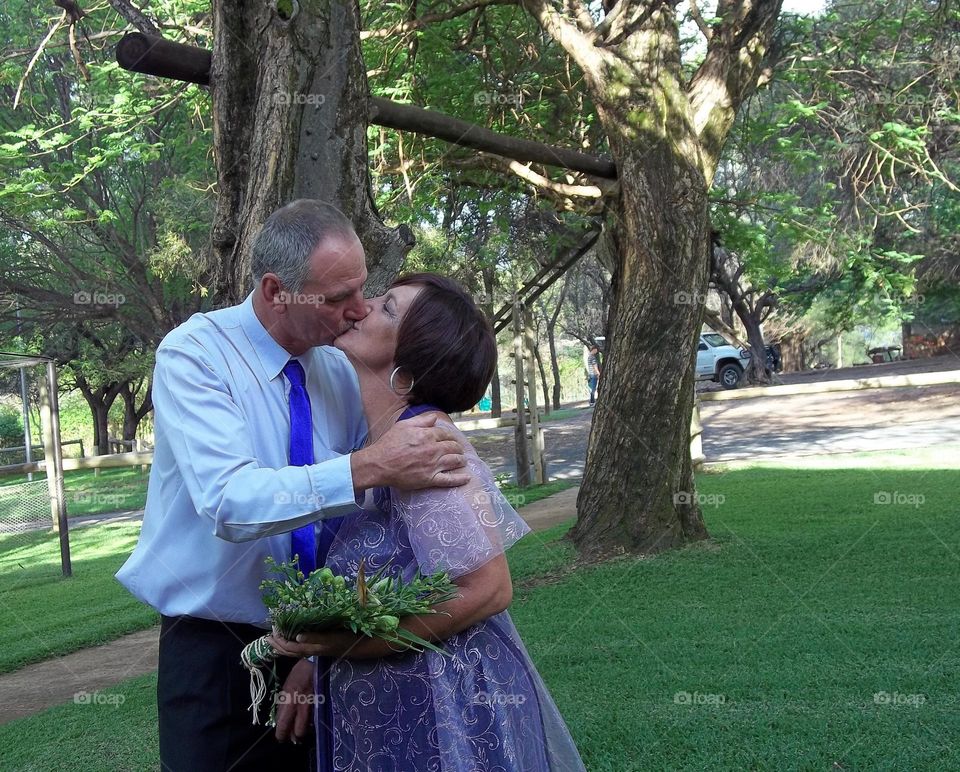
left=573, top=148, right=711, bottom=555
left=521, top=0, right=783, bottom=558
left=209, top=0, right=413, bottom=305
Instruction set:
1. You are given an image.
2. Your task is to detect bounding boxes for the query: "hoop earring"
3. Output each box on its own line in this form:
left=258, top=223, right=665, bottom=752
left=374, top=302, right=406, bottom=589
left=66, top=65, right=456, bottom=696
left=389, top=367, right=414, bottom=396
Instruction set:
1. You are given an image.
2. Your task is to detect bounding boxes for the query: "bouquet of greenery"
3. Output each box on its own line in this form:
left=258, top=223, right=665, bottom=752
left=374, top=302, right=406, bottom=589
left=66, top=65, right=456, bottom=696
left=241, top=556, right=460, bottom=724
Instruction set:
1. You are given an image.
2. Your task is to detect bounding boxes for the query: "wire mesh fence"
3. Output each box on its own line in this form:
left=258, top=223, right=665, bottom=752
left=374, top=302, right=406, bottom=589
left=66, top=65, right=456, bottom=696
left=0, top=478, right=53, bottom=535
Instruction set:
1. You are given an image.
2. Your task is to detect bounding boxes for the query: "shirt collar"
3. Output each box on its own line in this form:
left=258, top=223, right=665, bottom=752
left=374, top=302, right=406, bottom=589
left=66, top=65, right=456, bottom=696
left=239, top=292, right=295, bottom=381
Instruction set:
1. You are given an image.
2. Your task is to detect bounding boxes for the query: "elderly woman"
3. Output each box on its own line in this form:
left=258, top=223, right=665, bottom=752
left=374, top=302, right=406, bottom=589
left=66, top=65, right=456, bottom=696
left=271, top=273, right=586, bottom=772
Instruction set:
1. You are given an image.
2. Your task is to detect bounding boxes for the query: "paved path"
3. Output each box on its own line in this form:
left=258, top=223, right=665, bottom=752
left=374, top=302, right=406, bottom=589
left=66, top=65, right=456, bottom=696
left=0, top=628, right=159, bottom=724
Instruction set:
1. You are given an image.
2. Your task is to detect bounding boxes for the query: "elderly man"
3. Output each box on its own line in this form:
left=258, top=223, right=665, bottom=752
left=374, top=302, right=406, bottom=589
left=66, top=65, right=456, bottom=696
left=117, top=200, right=468, bottom=771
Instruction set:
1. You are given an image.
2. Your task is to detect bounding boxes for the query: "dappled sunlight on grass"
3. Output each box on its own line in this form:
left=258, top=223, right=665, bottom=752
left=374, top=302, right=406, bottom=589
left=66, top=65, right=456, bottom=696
left=0, top=522, right=154, bottom=673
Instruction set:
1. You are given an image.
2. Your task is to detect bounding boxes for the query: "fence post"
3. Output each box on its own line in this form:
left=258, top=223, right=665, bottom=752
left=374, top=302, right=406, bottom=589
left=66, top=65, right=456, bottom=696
left=512, top=299, right=530, bottom=487
left=523, top=307, right=547, bottom=484
left=39, top=361, right=71, bottom=577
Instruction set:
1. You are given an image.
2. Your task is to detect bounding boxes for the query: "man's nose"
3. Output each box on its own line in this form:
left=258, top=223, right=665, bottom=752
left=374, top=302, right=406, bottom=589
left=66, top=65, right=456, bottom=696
left=345, top=296, right=371, bottom=321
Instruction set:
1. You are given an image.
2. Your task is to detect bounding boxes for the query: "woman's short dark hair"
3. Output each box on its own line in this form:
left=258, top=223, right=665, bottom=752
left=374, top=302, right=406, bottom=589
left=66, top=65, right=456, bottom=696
left=392, top=273, right=497, bottom=413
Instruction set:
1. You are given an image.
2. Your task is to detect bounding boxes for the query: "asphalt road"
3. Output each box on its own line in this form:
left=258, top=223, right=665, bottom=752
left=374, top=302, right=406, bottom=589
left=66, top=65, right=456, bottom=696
left=466, top=381, right=960, bottom=478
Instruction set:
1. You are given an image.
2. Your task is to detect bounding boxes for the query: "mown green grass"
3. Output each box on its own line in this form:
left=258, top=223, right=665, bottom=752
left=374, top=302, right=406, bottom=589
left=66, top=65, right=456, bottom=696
left=0, top=478, right=574, bottom=672
left=0, top=522, right=158, bottom=674
left=2, top=452, right=958, bottom=769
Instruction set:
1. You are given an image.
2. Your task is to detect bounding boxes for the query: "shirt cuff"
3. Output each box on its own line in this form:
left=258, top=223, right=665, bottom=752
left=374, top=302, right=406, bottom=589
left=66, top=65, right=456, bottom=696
left=304, top=453, right=356, bottom=516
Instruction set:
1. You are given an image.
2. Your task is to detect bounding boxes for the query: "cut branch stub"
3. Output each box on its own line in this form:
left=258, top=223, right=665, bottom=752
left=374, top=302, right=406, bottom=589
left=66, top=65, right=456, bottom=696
left=115, top=32, right=211, bottom=86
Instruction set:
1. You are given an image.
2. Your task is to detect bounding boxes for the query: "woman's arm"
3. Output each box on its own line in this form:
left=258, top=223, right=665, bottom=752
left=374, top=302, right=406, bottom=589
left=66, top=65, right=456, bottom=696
left=268, top=554, right=514, bottom=660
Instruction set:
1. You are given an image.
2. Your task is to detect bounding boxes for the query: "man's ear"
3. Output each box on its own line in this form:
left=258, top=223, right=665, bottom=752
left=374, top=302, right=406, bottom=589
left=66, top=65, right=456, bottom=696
left=259, top=274, right=288, bottom=312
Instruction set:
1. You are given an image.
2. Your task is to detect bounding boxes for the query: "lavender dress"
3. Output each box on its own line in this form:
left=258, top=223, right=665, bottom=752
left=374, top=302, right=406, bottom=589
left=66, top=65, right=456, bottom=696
left=313, top=406, right=585, bottom=772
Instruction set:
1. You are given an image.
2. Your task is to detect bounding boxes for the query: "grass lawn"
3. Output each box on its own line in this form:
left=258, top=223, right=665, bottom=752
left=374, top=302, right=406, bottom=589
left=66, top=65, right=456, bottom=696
left=0, top=523, right=158, bottom=674
left=0, top=467, right=149, bottom=518
left=0, top=478, right=574, bottom=674
left=2, top=449, right=958, bottom=769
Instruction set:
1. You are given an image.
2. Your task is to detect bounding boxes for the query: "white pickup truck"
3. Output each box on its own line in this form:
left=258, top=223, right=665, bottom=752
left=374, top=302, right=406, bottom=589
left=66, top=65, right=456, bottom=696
left=696, top=332, right=751, bottom=389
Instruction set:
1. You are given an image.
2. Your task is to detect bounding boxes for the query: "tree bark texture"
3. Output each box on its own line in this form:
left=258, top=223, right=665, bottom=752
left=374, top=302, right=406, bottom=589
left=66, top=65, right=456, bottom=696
left=209, top=0, right=412, bottom=305
left=522, top=0, right=783, bottom=557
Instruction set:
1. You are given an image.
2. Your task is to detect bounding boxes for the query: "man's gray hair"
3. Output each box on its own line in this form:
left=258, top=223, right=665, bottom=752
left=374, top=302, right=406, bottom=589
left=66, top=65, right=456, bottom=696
left=250, top=199, right=357, bottom=293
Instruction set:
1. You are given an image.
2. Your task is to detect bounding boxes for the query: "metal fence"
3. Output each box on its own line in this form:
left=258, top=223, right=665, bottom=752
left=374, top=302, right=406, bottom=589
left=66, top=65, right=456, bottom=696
left=0, top=478, right=53, bottom=535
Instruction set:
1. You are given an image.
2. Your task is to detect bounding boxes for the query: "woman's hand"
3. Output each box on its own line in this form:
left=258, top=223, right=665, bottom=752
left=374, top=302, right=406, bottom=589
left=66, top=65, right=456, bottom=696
left=268, top=630, right=365, bottom=659
left=268, top=554, right=514, bottom=661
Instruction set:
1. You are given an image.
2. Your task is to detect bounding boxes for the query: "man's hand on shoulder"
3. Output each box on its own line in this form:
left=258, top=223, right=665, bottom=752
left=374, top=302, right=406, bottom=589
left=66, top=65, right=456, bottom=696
left=350, top=413, right=471, bottom=492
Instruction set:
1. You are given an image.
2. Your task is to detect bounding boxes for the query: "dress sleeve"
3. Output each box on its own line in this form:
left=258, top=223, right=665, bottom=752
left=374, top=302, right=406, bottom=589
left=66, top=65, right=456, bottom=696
left=392, top=425, right=531, bottom=579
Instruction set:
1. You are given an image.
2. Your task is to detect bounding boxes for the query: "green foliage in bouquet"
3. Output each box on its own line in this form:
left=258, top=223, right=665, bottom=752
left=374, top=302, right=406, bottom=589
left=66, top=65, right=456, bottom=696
left=241, top=557, right=460, bottom=724
left=262, top=557, right=459, bottom=649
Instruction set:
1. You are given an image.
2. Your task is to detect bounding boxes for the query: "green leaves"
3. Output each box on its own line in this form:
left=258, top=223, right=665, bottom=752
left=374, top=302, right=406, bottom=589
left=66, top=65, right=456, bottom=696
left=260, top=557, right=459, bottom=653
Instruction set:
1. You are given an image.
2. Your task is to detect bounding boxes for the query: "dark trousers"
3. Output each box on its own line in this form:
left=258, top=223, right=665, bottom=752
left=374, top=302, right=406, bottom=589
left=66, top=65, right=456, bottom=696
left=158, top=614, right=310, bottom=772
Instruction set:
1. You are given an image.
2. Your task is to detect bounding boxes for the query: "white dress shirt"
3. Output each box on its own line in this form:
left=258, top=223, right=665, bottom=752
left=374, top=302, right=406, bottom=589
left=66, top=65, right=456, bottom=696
left=116, top=293, right=366, bottom=625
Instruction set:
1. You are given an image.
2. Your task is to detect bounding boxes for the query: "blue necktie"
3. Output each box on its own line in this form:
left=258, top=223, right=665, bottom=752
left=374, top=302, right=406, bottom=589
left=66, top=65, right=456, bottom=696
left=283, top=359, right=342, bottom=578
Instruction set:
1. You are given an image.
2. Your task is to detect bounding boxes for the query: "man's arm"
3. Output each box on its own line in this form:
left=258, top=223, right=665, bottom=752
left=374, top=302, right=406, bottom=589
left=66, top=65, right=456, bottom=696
left=154, top=344, right=361, bottom=542
left=154, top=346, right=470, bottom=542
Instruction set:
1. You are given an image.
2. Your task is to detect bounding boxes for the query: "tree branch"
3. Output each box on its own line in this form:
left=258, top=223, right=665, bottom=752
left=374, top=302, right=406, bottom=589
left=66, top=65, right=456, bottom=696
left=520, top=0, right=604, bottom=75
left=687, top=0, right=784, bottom=184
left=361, top=0, right=518, bottom=39
left=687, top=0, right=713, bottom=41
left=114, top=34, right=618, bottom=179
left=106, top=0, right=160, bottom=36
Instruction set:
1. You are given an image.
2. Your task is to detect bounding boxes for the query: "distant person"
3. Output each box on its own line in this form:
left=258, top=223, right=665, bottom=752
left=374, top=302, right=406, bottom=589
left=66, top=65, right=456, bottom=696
left=585, top=344, right=601, bottom=406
